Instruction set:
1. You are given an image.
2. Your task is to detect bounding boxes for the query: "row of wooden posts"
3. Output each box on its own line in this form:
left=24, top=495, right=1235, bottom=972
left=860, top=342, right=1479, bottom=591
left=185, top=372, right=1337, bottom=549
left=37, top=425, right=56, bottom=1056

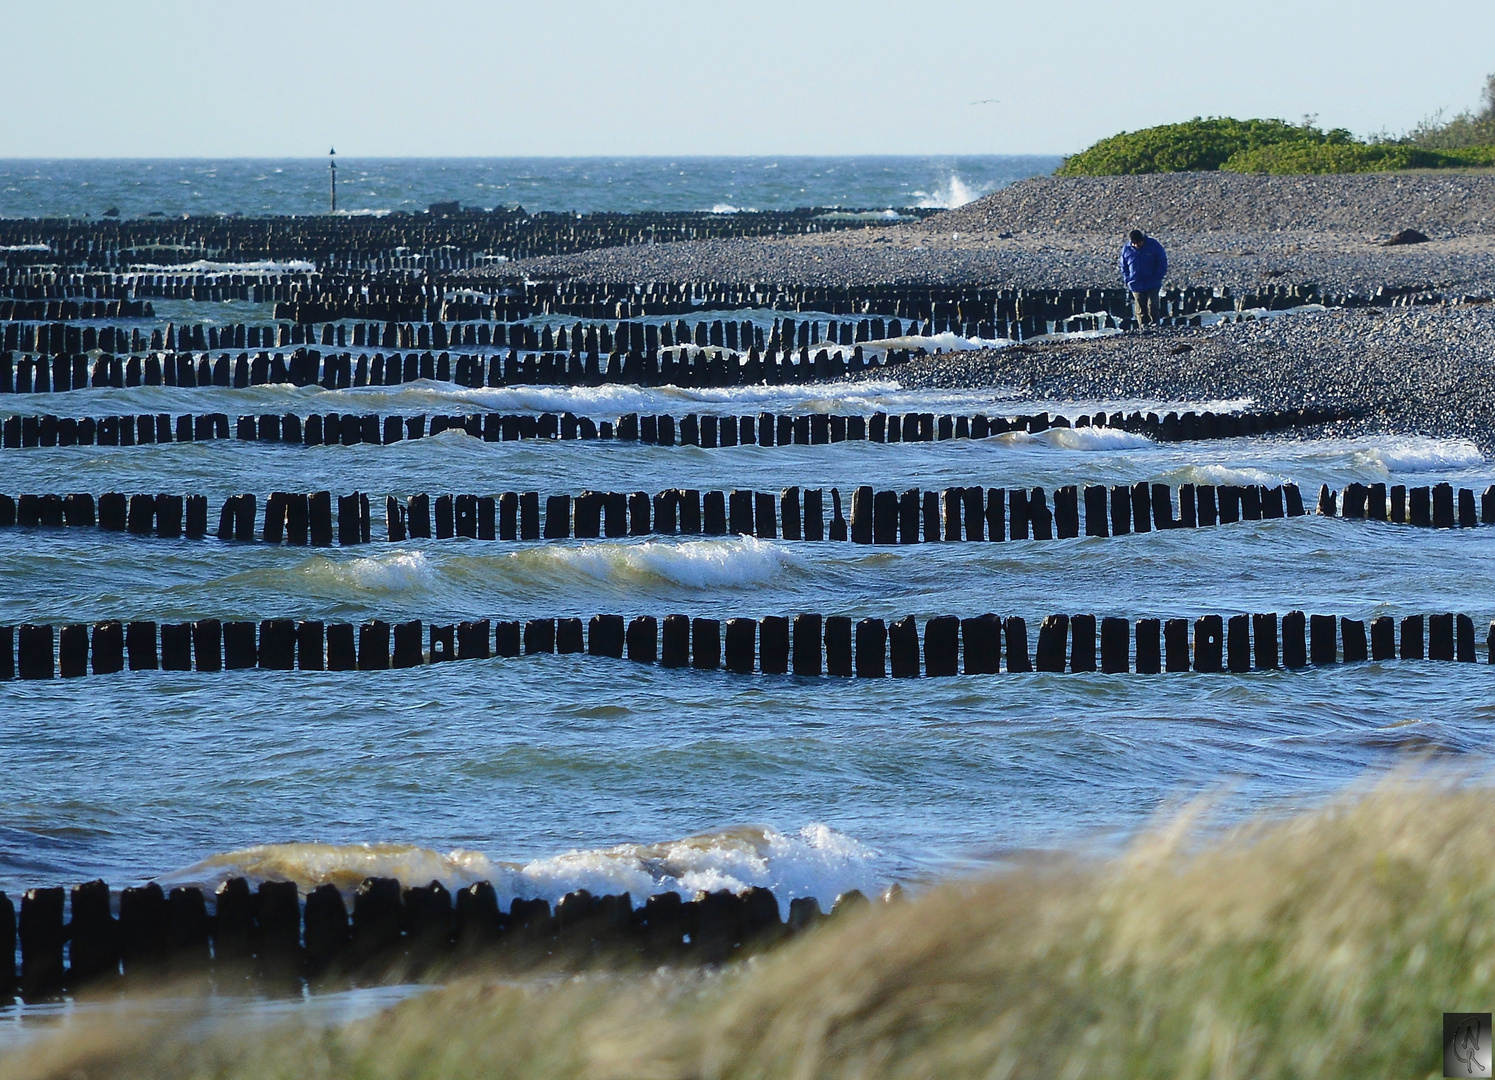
left=3, top=312, right=925, bottom=357
left=0, top=343, right=931, bottom=392
left=0, top=876, right=878, bottom=998
left=0, top=405, right=1343, bottom=450
left=14, top=481, right=1495, bottom=546
left=0, top=481, right=1310, bottom=545
left=1318, top=481, right=1495, bottom=527
left=383, top=480, right=1310, bottom=543
left=0, top=205, right=935, bottom=281
left=0, top=610, right=1483, bottom=681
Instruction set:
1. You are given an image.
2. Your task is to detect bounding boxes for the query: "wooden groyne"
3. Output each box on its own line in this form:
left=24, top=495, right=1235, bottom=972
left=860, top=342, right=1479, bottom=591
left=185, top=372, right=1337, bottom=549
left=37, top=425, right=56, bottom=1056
left=17, top=480, right=1495, bottom=544
left=0, top=406, right=1352, bottom=448
left=1318, top=482, right=1495, bottom=528
left=0, top=207, right=944, bottom=269
left=0, top=609, right=1482, bottom=681
left=0, top=481, right=1319, bottom=544
left=0, top=876, right=877, bottom=999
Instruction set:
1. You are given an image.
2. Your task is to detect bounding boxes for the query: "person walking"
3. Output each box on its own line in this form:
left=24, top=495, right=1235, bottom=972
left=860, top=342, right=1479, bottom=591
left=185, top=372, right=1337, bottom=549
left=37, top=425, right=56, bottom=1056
left=1119, top=230, right=1167, bottom=327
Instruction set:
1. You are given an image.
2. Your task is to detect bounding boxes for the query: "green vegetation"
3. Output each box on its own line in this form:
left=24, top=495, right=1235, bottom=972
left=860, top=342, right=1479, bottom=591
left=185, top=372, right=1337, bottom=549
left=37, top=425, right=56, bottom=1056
left=1055, top=117, right=1355, bottom=175
left=1058, top=73, right=1495, bottom=175
left=1226, top=141, right=1495, bottom=174
left=8, top=778, right=1495, bottom=1079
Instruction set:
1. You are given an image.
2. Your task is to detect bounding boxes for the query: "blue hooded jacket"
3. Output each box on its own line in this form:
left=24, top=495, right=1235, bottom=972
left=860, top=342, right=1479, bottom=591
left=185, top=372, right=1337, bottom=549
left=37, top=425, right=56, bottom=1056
left=1119, top=236, right=1167, bottom=292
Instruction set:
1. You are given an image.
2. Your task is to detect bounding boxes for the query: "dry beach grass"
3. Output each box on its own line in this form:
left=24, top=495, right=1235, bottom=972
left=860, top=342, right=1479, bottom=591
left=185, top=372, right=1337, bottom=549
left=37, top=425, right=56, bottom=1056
left=5, top=777, right=1492, bottom=1080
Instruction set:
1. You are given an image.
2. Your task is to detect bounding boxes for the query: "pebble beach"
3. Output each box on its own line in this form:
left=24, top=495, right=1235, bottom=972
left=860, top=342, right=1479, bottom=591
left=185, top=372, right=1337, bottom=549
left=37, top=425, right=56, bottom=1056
left=499, top=172, right=1495, bottom=447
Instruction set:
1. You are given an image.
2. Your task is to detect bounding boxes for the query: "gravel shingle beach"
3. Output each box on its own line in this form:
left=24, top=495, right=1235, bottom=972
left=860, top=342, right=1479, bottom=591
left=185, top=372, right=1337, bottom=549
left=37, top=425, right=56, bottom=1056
left=869, top=304, right=1495, bottom=449
left=498, top=172, right=1495, bottom=447
left=500, top=172, right=1495, bottom=295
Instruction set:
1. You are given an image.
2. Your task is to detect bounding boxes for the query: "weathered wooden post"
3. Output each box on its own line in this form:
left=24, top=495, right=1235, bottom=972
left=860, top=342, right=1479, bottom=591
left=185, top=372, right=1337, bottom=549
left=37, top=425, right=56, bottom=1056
left=855, top=618, right=886, bottom=677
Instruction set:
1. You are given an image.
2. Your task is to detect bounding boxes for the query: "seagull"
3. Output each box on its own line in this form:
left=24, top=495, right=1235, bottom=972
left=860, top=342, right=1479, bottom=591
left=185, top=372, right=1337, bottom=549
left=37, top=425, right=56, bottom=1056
left=970, top=99, right=1001, bottom=105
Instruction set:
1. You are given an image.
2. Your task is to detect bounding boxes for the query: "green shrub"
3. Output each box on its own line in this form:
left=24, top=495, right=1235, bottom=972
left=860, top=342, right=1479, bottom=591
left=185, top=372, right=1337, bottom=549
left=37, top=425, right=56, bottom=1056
left=1224, top=141, right=1495, bottom=173
left=1056, top=117, right=1351, bottom=176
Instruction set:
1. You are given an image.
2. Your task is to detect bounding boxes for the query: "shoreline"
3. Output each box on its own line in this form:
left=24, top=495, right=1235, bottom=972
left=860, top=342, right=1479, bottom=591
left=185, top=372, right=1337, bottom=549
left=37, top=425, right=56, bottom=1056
left=856, top=302, right=1495, bottom=450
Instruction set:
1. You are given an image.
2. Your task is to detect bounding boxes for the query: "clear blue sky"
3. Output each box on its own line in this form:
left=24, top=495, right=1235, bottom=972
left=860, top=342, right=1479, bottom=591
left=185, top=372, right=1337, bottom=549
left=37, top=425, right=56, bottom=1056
left=3, top=0, right=1492, bottom=157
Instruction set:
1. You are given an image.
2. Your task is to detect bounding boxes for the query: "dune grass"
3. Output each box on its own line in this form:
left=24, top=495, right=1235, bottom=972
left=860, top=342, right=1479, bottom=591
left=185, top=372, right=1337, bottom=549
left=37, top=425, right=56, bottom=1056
left=7, top=776, right=1494, bottom=1079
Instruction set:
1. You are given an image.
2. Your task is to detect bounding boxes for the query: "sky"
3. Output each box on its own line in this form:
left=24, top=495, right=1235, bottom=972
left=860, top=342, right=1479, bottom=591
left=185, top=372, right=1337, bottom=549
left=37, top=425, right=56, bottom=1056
left=1, top=0, right=1492, bottom=158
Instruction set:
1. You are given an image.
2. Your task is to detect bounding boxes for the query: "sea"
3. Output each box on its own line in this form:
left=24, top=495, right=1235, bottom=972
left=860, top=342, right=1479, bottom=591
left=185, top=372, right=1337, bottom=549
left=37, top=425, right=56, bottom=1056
left=0, top=156, right=1062, bottom=219
left=3, top=157, right=1494, bottom=1039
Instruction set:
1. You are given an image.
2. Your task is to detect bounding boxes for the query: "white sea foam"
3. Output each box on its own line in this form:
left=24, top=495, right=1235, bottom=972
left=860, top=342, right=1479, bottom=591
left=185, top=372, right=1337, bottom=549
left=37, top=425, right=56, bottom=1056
left=351, top=380, right=1264, bottom=431
left=155, top=824, right=881, bottom=914
left=127, top=259, right=315, bottom=274
left=1180, top=464, right=1289, bottom=487
left=529, top=536, right=802, bottom=589
left=1025, top=426, right=1157, bottom=452
left=421, top=379, right=915, bottom=416
left=508, top=824, right=879, bottom=914
left=305, top=550, right=435, bottom=593
left=1347, top=437, right=1486, bottom=476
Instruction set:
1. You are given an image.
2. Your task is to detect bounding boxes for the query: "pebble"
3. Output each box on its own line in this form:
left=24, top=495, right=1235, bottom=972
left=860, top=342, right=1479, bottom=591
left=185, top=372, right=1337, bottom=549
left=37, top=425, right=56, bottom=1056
left=870, top=304, right=1495, bottom=451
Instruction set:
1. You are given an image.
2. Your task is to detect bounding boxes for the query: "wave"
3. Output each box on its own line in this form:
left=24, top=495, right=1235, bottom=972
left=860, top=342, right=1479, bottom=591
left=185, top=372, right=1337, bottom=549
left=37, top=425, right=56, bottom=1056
left=373, top=379, right=919, bottom=417
left=1022, top=426, right=1156, bottom=452
left=1345, top=436, right=1485, bottom=476
left=298, top=550, right=436, bottom=593
left=519, top=536, right=803, bottom=589
left=350, top=379, right=1198, bottom=421
left=128, top=259, right=315, bottom=274
left=1172, top=463, right=1289, bottom=487
left=154, top=824, right=881, bottom=914
left=877, top=330, right=1011, bottom=352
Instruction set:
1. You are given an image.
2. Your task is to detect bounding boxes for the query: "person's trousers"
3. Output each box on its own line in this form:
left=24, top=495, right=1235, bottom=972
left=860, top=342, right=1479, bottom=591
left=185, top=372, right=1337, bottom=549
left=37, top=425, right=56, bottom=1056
left=1131, top=289, right=1161, bottom=327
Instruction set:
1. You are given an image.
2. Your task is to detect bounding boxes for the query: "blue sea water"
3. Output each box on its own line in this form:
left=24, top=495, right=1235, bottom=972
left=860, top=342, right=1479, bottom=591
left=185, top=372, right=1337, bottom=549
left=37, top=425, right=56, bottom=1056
left=0, top=156, right=1061, bottom=220
left=2, top=368, right=1492, bottom=908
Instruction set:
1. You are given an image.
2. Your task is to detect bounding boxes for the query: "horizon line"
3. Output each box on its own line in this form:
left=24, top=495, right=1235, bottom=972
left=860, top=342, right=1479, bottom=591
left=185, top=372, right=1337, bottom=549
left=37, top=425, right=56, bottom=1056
left=0, top=152, right=1069, bottom=163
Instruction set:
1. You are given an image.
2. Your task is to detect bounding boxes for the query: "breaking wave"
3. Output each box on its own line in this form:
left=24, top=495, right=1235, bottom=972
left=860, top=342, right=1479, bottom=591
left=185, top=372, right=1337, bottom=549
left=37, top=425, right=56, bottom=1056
left=298, top=550, right=437, bottom=594
left=1347, top=437, right=1485, bottom=476
left=1019, top=426, right=1156, bottom=451
left=520, top=536, right=803, bottom=589
left=155, top=824, right=881, bottom=914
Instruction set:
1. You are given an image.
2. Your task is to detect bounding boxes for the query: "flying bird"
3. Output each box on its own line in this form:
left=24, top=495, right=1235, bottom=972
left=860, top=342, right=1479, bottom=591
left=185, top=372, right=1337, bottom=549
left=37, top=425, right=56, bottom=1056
left=970, top=99, right=1001, bottom=105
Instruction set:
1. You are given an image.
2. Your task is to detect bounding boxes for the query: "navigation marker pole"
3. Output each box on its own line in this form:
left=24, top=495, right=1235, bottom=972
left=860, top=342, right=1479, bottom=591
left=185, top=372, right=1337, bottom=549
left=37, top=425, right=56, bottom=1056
left=329, top=147, right=337, bottom=213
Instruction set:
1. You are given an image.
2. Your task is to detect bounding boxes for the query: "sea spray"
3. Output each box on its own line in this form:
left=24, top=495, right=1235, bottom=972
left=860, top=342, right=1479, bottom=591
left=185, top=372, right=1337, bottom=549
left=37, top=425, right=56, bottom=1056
left=915, top=174, right=987, bottom=209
